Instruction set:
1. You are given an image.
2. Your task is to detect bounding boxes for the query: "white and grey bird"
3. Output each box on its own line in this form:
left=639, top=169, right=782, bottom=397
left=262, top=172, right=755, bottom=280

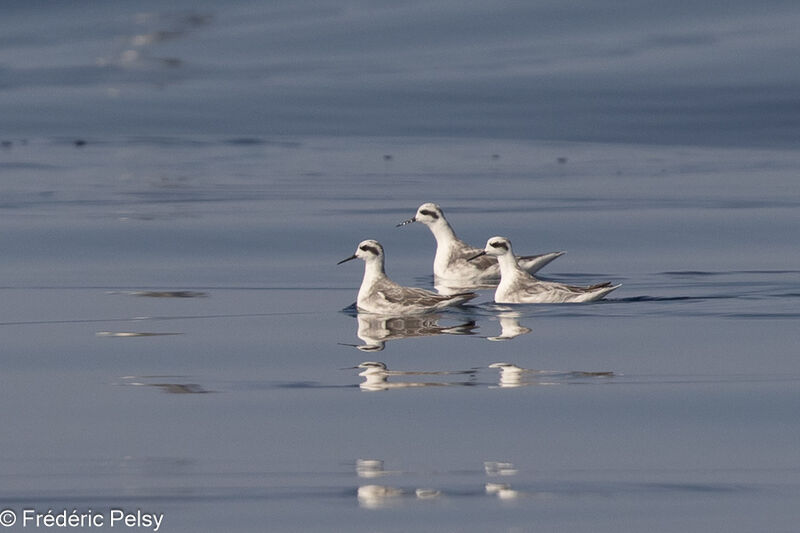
left=338, top=239, right=477, bottom=314
left=397, top=203, right=564, bottom=283
left=470, top=236, right=620, bottom=303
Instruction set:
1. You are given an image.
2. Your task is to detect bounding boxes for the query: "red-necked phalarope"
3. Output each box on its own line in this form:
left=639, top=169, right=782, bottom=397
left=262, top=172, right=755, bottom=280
left=397, top=203, right=564, bottom=283
left=469, top=236, right=620, bottom=303
left=338, top=239, right=477, bottom=314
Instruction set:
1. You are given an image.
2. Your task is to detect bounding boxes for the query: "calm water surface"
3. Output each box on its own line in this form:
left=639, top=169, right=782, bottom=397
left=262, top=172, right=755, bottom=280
left=1, top=137, right=799, bottom=532
left=2, top=1, right=800, bottom=530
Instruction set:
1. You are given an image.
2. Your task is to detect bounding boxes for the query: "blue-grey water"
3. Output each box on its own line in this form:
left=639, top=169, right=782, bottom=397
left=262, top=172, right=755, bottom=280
left=2, top=3, right=800, bottom=532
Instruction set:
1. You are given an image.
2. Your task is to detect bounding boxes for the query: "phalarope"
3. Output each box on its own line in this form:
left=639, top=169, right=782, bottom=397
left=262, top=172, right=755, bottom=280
left=338, top=239, right=477, bottom=314
left=469, top=236, right=620, bottom=303
left=397, top=203, right=564, bottom=283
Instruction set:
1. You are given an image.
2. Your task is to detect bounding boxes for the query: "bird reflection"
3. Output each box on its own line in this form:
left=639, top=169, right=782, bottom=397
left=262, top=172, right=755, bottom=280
left=356, top=484, right=442, bottom=509
left=117, top=375, right=212, bottom=393
left=357, top=484, right=405, bottom=508
left=489, top=363, right=615, bottom=388
left=484, top=461, right=518, bottom=476
left=345, top=313, right=477, bottom=352
left=355, top=459, right=442, bottom=508
left=356, top=459, right=394, bottom=478
left=485, top=482, right=521, bottom=500
left=486, top=312, right=531, bottom=341
left=484, top=461, right=524, bottom=500
left=352, top=362, right=477, bottom=391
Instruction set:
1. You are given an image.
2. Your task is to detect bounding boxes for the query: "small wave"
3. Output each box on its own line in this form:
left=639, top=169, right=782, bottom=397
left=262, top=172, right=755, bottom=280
left=272, top=382, right=356, bottom=390
left=661, top=270, right=718, bottom=277
left=723, top=312, right=800, bottom=320
left=96, top=331, right=182, bottom=337
left=611, top=481, right=752, bottom=496
left=224, top=137, right=302, bottom=148
left=235, top=381, right=356, bottom=391
left=617, top=295, right=702, bottom=302
left=0, top=162, right=60, bottom=170
left=129, top=290, right=207, bottom=298
left=660, top=270, right=800, bottom=277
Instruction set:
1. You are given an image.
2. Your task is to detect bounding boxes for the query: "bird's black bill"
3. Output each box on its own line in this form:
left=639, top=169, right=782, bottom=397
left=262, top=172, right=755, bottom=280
left=396, top=217, right=416, bottom=227
left=467, top=251, right=486, bottom=262
left=337, top=254, right=357, bottom=265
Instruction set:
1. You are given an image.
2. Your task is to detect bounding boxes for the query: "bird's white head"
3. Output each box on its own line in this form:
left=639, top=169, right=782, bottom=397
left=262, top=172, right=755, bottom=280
left=396, top=202, right=445, bottom=228
left=338, top=239, right=385, bottom=265
left=482, top=236, right=513, bottom=257
left=414, top=203, right=444, bottom=226
left=468, top=236, right=513, bottom=262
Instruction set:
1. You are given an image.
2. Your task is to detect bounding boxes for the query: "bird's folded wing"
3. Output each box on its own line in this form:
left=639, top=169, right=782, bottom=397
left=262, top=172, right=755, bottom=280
left=377, top=286, right=443, bottom=306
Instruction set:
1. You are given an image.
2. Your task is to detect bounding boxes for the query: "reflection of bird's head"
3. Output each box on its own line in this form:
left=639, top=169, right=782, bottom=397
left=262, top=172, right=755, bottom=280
left=489, top=362, right=526, bottom=387
left=357, top=361, right=388, bottom=376
left=356, top=342, right=385, bottom=353
left=489, top=362, right=524, bottom=373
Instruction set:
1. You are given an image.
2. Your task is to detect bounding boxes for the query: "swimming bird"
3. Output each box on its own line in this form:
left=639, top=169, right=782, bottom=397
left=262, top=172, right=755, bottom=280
left=397, top=203, right=564, bottom=283
left=338, top=239, right=477, bottom=314
left=469, top=236, right=620, bottom=303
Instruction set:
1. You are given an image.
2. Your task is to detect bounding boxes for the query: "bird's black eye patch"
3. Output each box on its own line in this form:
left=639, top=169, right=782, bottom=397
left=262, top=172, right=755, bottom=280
left=489, top=241, right=508, bottom=250
left=419, top=209, right=439, bottom=219
left=359, top=245, right=380, bottom=255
